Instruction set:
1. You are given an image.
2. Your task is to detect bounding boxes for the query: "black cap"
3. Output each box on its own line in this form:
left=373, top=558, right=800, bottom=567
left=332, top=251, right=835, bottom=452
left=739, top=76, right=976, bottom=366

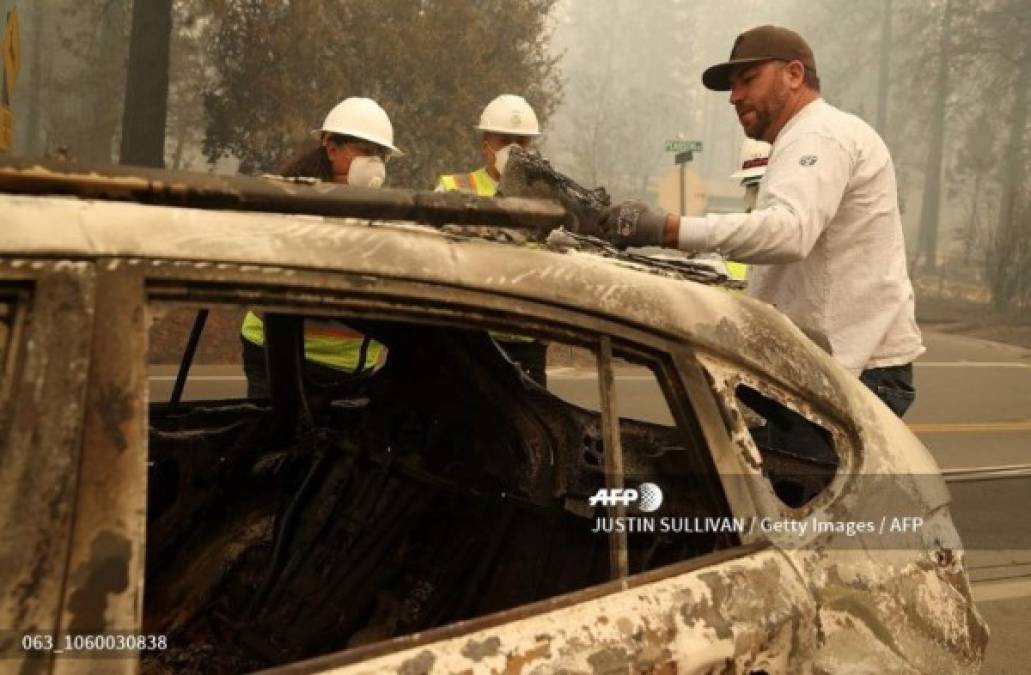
left=702, top=25, right=816, bottom=91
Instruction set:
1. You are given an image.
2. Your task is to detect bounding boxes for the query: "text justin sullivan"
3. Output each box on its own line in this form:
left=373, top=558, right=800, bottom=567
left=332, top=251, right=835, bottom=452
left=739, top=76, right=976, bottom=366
left=591, top=516, right=882, bottom=537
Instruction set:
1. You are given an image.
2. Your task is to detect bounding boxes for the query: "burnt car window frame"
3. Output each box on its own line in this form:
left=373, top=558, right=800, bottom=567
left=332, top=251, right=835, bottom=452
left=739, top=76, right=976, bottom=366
left=141, top=274, right=752, bottom=620
left=145, top=280, right=738, bottom=521
left=609, top=339, right=740, bottom=554
left=693, top=351, right=857, bottom=519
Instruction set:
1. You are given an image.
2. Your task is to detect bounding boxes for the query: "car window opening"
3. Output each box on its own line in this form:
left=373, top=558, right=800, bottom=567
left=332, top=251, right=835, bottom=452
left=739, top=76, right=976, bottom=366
left=734, top=383, right=838, bottom=508
left=0, top=291, right=29, bottom=441
left=142, top=301, right=735, bottom=672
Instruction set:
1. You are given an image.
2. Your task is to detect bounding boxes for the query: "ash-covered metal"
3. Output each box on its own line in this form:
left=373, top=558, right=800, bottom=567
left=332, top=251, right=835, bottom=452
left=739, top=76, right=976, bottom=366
left=498, top=147, right=612, bottom=236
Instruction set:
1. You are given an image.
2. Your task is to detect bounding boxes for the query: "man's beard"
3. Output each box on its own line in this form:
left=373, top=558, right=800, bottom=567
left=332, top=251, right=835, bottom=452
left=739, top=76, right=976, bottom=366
left=738, top=81, right=789, bottom=141
left=739, top=107, right=771, bottom=140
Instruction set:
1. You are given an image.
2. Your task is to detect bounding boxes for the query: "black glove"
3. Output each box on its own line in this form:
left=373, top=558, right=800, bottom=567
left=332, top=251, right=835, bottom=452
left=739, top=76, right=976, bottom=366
left=598, top=201, right=668, bottom=249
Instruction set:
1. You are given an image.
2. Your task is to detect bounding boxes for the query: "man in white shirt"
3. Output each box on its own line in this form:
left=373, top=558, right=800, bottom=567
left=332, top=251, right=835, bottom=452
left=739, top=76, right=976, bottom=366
left=601, top=25, right=923, bottom=417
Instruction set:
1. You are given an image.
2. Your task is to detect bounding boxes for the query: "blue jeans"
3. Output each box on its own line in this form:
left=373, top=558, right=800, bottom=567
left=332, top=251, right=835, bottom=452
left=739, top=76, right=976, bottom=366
left=860, top=363, right=915, bottom=417
left=740, top=362, right=917, bottom=468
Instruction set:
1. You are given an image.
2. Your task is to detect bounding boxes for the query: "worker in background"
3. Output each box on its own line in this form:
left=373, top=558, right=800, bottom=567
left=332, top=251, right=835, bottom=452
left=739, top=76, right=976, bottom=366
left=435, top=94, right=549, bottom=386
left=241, top=97, right=402, bottom=398
left=599, top=25, right=923, bottom=418
left=435, top=94, right=538, bottom=196
left=734, top=138, right=771, bottom=212
left=724, top=138, right=771, bottom=282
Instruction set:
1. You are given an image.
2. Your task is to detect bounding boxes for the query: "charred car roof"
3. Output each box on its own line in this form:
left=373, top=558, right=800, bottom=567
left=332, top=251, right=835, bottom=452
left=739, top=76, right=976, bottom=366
left=0, top=160, right=849, bottom=407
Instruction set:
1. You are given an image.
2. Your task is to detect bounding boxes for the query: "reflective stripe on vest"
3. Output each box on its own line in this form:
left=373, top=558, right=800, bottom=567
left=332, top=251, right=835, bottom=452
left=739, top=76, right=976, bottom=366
left=437, top=168, right=496, bottom=197
left=240, top=311, right=387, bottom=374
left=725, top=261, right=748, bottom=282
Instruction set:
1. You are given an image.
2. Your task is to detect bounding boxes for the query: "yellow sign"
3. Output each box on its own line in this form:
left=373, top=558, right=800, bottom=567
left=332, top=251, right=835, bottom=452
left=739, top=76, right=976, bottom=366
left=0, top=104, right=11, bottom=153
left=2, top=7, right=19, bottom=100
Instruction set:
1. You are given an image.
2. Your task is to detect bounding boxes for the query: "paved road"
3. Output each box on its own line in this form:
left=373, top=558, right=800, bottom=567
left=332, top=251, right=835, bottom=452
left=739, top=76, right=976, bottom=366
left=909, top=332, right=1031, bottom=470
left=904, top=334, right=1031, bottom=673
left=150, top=329, right=1030, bottom=671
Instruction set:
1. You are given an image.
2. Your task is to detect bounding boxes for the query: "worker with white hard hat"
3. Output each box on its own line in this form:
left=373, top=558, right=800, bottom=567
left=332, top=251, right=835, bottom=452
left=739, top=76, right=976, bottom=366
left=732, top=138, right=771, bottom=211
left=435, top=94, right=540, bottom=196
left=242, top=97, right=400, bottom=397
left=723, top=138, right=771, bottom=282
left=435, top=94, right=548, bottom=385
left=277, top=96, right=402, bottom=188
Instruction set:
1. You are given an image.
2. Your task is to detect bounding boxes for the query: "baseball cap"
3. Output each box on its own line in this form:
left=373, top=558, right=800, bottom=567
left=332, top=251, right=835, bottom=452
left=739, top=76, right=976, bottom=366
left=702, top=25, right=816, bottom=91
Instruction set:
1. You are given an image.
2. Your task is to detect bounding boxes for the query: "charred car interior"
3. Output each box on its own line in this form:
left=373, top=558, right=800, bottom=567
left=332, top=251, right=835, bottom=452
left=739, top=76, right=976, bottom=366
left=142, top=296, right=735, bottom=673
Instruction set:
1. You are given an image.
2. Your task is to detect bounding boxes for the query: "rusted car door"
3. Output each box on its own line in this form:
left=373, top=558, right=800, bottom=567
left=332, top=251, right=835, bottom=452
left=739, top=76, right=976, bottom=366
left=264, top=543, right=814, bottom=674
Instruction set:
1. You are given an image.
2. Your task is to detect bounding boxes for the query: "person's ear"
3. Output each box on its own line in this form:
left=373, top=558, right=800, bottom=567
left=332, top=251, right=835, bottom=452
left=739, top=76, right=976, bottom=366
left=786, top=61, right=806, bottom=90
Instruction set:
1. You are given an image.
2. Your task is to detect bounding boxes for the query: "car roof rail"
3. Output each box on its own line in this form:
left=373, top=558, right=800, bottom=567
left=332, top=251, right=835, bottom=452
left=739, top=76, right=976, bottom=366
left=0, top=159, right=744, bottom=289
left=0, top=158, right=568, bottom=231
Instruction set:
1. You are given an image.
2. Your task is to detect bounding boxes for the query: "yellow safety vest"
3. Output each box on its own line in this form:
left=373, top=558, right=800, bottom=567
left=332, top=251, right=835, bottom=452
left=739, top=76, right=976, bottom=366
left=725, top=260, right=748, bottom=282
left=436, top=168, right=497, bottom=197
left=436, top=167, right=536, bottom=344
left=240, top=311, right=387, bottom=374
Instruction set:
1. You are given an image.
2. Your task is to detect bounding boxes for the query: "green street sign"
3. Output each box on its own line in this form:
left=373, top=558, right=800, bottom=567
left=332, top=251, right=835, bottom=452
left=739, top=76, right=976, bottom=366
left=665, top=139, right=702, bottom=153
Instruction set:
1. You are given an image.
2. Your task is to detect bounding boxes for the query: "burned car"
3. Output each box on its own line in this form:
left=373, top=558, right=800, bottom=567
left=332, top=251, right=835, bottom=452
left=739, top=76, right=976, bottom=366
left=0, top=162, right=986, bottom=674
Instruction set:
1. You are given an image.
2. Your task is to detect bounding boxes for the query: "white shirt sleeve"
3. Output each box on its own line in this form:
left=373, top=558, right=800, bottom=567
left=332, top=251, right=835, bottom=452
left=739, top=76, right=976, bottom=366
left=677, top=132, right=852, bottom=263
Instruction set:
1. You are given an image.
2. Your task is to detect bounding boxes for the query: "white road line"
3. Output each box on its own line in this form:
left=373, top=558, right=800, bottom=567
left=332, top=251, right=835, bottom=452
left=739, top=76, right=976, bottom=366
left=916, top=361, right=1031, bottom=368
left=149, top=375, right=244, bottom=382
left=150, top=362, right=1031, bottom=380
left=944, top=464, right=1031, bottom=482
left=972, top=576, right=1031, bottom=603
left=148, top=372, right=659, bottom=382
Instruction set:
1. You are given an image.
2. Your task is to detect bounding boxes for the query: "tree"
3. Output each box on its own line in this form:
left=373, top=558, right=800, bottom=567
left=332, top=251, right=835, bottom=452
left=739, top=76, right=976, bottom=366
left=949, top=112, right=997, bottom=266
left=164, top=0, right=216, bottom=171
left=41, top=0, right=132, bottom=163
left=202, top=0, right=561, bottom=188
left=948, top=0, right=1031, bottom=310
left=913, top=0, right=953, bottom=272
left=986, top=36, right=1031, bottom=310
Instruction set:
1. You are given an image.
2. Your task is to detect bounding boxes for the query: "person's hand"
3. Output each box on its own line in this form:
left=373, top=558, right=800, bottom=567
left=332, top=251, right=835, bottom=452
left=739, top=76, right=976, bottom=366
left=598, top=201, right=669, bottom=249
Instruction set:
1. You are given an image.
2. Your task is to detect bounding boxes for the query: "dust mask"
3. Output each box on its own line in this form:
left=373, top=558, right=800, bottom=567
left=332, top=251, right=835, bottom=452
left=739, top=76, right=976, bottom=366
left=347, top=156, right=386, bottom=188
left=494, top=144, right=518, bottom=177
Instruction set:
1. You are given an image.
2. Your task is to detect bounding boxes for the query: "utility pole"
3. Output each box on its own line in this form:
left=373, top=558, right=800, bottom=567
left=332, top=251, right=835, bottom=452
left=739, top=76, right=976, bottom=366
left=119, top=0, right=172, bottom=167
left=915, top=0, right=952, bottom=271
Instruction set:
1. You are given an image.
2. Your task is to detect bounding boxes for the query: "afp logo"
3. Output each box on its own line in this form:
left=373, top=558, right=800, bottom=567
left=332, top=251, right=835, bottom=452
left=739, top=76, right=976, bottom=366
left=588, top=482, right=664, bottom=513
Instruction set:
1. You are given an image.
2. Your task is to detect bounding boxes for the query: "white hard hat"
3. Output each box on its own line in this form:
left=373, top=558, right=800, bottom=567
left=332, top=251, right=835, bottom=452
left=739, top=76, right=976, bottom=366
left=318, top=97, right=403, bottom=156
left=730, top=138, right=771, bottom=183
left=475, top=94, right=541, bottom=136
